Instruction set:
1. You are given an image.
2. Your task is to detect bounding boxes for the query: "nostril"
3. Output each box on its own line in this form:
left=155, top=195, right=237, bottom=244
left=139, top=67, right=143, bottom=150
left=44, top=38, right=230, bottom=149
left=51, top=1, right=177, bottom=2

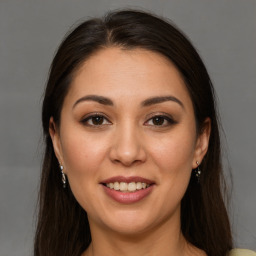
left=109, top=137, right=147, bottom=166
left=113, top=158, right=143, bottom=167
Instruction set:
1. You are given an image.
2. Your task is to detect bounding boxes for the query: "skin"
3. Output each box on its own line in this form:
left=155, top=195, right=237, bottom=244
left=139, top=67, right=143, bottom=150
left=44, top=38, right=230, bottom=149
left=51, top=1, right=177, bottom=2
left=50, top=47, right=210, bottom=256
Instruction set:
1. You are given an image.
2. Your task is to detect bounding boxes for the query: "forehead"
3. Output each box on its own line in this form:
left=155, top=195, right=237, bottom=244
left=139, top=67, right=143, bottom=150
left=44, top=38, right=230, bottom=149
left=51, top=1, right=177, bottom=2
left=66, top=47, right=192, bottom=108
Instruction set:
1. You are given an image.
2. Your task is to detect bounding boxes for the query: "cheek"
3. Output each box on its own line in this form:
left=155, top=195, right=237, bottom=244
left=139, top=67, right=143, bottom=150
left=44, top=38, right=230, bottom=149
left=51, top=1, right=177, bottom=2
left=147, top=128, right=196, bottom=193
left=59, top=129, right=109, bottom=211
left=151, top=135, right=195, bottom=211
left=59, top=128, right=110, bottom=205
left=60, top=129, right=107, bottom=173
left=149, top=131, right=196, bottom=171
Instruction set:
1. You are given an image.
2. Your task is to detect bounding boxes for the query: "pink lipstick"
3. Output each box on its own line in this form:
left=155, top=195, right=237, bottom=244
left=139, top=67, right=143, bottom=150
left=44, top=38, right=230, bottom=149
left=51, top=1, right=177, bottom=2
left=100, top=176, right=155, bottom=204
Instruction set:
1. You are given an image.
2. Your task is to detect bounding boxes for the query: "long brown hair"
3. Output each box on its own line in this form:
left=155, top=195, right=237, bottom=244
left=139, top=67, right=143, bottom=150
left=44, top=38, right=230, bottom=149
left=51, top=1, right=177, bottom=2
left=35, top=10, right=232, bottom=256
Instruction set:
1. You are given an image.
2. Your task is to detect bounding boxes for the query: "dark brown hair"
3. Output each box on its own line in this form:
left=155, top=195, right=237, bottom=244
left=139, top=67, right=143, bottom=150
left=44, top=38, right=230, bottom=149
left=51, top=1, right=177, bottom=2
left=35, top=10, right=232, bottom=256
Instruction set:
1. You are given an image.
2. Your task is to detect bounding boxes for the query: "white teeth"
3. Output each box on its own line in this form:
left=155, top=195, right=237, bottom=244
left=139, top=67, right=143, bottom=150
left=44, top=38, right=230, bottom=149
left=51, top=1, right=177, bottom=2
left=119, top=182, right=128, bottom=191
left=114, top=182, right=120, bottom=190
left=128, top=182, right=136, bottom=192
left=106, top=181, right=150, bottom=192
left=136, top=182, right=142, bottom=190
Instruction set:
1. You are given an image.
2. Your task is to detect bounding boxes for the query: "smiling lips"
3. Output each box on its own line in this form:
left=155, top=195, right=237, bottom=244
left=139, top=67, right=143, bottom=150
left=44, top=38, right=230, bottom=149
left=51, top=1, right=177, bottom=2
left=106, top=181, right=149, bottom=192
left=101, top=176, right=155, bottom=204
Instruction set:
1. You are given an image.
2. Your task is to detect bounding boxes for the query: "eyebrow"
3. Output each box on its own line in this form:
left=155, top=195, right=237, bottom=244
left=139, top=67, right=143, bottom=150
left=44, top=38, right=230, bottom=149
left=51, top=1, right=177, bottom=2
left=73, top=95, right=114, bottom=109
left=141, top=96, right=184, bottom=109
left=73, top=95, right=184, bottom=109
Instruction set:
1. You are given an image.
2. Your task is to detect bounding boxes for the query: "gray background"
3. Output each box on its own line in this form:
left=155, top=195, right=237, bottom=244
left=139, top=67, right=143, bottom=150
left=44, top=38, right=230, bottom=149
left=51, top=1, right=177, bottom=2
left=0, top=0, right=255, bottom=255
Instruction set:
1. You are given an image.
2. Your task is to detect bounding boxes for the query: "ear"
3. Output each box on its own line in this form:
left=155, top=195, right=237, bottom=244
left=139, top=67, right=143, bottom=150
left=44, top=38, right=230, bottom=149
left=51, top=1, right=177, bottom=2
left=49, top=117, right=64, bottom=165
left=192, top=118, right=211, bottom=169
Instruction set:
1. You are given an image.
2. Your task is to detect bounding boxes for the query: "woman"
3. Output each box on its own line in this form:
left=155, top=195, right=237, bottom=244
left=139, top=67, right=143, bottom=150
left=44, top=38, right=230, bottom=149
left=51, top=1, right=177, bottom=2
left=34, top=10, right=255, bottom=256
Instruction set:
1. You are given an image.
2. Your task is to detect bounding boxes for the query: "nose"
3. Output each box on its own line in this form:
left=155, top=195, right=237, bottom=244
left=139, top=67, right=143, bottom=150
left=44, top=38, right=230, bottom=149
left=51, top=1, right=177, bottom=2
left=109, top=123, right=147, bottom=167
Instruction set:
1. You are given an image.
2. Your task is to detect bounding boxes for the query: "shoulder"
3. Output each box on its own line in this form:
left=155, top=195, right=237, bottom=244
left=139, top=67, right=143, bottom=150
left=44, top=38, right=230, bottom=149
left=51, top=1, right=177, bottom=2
left=229, top=249, right=256, bottom=256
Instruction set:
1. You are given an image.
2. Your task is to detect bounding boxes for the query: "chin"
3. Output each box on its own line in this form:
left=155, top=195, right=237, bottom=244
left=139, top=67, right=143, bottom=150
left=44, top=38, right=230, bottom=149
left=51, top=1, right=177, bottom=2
left=91, top=207, right=161, bottom=236
left=105, top=221, right=153, bottom=236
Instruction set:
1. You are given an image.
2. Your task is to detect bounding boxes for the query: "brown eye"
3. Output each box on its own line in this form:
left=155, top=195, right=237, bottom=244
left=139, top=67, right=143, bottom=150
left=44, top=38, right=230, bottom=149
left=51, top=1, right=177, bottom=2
left=81, top=114, right=111, bottom=127
left=152, top=116, right=165, bottom=126
left=91, top=116, right=104, bottom=125
left=145, top=114, right=176, bottom=127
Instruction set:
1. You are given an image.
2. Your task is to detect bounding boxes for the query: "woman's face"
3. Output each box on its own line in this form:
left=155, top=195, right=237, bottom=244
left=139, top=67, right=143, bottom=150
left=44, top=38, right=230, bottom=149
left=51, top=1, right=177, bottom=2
left=50, top=47, right=210, bottom=235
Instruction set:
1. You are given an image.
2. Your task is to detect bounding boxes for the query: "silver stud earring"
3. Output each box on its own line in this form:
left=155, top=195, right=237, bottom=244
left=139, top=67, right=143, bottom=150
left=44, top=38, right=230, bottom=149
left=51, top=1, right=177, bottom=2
left=60, top=165, right=67, bottom=188
left=194, top=161, right=201, bottom=183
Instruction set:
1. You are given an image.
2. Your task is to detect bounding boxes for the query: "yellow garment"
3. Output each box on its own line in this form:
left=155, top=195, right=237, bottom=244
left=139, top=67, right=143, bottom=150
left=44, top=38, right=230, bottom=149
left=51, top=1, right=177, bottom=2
left=229, top=249, right=256, bottom=256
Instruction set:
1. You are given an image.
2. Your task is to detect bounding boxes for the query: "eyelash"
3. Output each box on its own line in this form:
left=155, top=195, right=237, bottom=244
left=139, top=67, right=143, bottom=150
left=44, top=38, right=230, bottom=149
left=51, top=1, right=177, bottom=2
left=144, top=114, right=176, bottom=127
left=81, top=113, right=176, bottom=128
left=81, top=113, right=111, bottom=127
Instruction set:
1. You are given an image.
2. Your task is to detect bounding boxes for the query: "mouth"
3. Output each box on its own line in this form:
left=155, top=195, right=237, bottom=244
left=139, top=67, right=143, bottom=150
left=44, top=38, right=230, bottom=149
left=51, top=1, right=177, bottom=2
left=103, top=181, right=151, bottom=193
left=100, top=176, right=155, bottom=192
left=100, top=176, right=155, bottom=203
